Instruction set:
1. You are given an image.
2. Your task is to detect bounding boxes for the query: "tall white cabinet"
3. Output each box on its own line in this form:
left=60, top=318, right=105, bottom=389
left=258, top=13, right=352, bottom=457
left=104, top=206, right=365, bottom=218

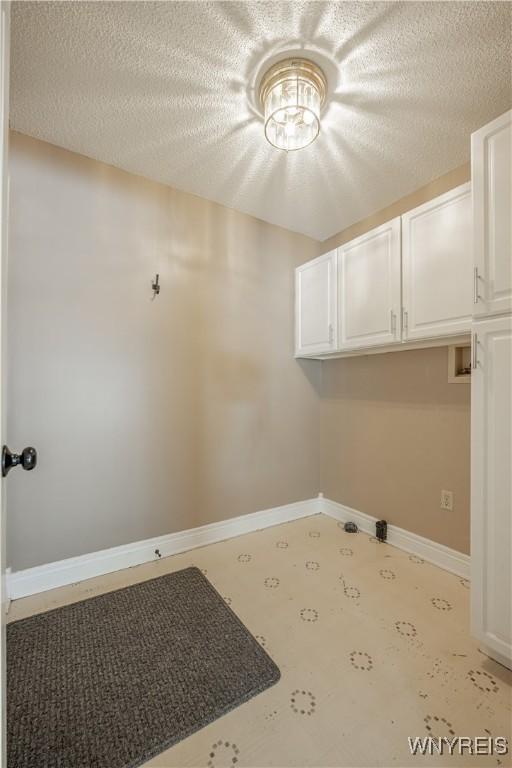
left=472, top=110, right=512, bottom=318
left=471, top=110, right=512, bottom=670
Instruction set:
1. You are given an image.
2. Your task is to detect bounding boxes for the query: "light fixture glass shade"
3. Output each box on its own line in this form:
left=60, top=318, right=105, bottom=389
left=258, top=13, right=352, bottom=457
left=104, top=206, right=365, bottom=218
left=259, top=58, right=327, bottom=151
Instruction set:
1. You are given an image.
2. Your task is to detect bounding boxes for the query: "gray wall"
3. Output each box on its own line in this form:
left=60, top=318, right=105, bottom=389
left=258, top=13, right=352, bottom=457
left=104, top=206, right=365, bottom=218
left=7, top=133, right=321, bottom=570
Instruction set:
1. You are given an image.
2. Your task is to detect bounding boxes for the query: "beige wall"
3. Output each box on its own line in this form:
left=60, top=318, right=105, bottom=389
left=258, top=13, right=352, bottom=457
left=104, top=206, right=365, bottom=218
left=322, top=163, right=471, bottom=252
left=319, top=165, right=471, bottom=554
left=7, top=132, right=321, bottom=570
left=7, top=134, right=471, bottom=571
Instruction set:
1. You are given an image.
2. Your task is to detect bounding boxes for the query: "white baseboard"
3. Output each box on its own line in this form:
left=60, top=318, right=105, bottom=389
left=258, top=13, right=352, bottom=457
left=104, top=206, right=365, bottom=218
left=478, top=643, right=512, bottom=672
left=320, top=496, right=470, bottom=579
left=7, top=494, right=470, bottom=600
left=7, top=497, right=321, bottom=600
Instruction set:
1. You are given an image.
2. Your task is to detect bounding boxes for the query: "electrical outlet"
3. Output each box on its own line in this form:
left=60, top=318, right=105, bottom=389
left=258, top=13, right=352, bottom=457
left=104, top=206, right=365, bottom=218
left=440, top=490, right=453, bottom=511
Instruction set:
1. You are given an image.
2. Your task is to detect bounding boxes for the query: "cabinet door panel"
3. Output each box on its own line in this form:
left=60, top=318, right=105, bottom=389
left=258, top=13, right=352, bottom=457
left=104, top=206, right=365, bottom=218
left=471, top=316, right=512, bottom=666
left=472, top=110, right=512, bottom=317
left=402, top=183, right=472, bottom=340
left=295, top=251, right=337, bottom=356
left=338, top=218, right=401, bottom=350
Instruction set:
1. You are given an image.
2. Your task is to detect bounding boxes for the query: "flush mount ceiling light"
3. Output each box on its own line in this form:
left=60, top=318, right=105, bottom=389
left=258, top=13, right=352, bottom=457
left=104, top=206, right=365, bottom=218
left=259, top=58, right=327, bottom=152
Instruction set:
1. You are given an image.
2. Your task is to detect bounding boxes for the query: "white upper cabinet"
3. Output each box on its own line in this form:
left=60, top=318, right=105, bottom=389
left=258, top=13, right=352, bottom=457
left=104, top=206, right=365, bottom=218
left=401, top=183, right=472, bottom=341
left=295, top=250, right=337, bottom=356
left=338, top=218, right=401, bottom=350
left=472, top=110, right=512, bottom=318
left=294, top=184, right=473, bottom=359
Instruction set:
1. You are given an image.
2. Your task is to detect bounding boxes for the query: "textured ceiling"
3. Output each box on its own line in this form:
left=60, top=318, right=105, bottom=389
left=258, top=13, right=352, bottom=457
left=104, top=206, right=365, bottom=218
left=10, top=1, right=512, bottom=241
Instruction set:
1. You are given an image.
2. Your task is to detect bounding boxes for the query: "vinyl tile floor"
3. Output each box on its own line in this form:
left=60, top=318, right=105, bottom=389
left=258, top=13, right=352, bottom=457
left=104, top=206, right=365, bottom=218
left=8, top=514, right=512, bottom=767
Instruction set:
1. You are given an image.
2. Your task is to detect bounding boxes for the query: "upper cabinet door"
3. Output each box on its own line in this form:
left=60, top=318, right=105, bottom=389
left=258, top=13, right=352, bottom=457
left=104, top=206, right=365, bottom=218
left=402, top=183, right=472, bottom=341
left=338, top=218, right=401, bottom=350
left=472, top=110, right=512, bottom=318
left=295, top=250, right=337, bottom=357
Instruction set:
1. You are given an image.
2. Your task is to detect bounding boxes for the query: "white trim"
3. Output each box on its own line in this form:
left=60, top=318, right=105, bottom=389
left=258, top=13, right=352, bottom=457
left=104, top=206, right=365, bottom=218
left=297, top=333, right=471, bottom=360
left=7, top=498, right=321, bottom=600
left=479, top=643, right=512, bottom=672
left=321, top=497, right=470, bottom=579
left=1, top=6, right=10, bottom=764
left=7, top=495, right=470, bottom=600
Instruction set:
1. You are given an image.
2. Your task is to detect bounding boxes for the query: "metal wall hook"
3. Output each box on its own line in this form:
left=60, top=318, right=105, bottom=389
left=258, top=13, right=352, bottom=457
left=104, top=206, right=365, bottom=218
left=151, top=274, right=160, bottom=299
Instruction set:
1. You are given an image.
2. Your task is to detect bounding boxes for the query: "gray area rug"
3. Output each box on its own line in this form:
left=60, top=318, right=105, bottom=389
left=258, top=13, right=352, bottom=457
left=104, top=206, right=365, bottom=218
left=7, top=567, right=280, bottom=768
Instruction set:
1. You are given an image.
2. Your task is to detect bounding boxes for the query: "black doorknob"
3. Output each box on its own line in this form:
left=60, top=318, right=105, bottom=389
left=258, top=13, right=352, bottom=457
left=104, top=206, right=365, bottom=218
left=1, top=446, right=37, bottom=477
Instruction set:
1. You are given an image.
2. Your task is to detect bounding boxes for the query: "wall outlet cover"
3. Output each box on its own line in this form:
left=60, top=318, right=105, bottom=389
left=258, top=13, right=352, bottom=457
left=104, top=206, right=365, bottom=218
left=440, top=490, right=453, bottom=511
